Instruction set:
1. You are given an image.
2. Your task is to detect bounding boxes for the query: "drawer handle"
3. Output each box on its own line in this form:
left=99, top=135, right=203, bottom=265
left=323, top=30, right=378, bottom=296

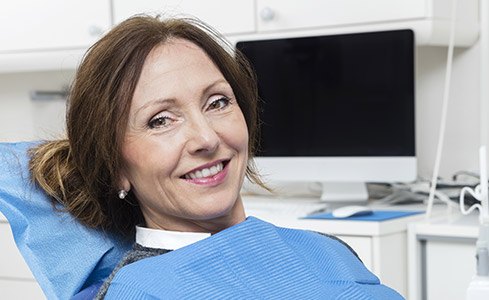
left=260, top=7, right=275, bottom=22
left=88, top=25, right=104, bottom=37
left=30, top=87, right=68, bottom=101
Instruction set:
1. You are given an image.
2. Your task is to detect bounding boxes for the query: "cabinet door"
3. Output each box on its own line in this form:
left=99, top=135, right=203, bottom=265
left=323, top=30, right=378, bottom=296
left=0, top=280, right=44, bottom=300
left=336, top=235, right=373, bottom=270
left=0, top=222, right=36, bottom=279
left=113, top=0, right=255, bottom=36
left=0, top=0, right=111, bottom=53
left=0, top=220, right=44, bottom=298
left=256, top=0, right=426, bottom=32
left=425, top=240, right=475, bottom=300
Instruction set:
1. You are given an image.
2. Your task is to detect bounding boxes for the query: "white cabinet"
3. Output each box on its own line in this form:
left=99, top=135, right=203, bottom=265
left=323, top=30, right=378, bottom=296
left=408, top=214, right=479, bottom=300
left=113, top=0, right=479, bottom=47
left=0, top=213, right=44, bottom=299
left=112, top=0, right=255, bottom=36
left=0, top=0, right=480, bottom=73
left=0, top=281, right=44, bottom=300
left=0, top=0, right=111, bottom=53
left=248, top=0, right=479, bottom=46
left=0, top=0, right=111, bottom=73
left=256, top=0, right=426, bottom=32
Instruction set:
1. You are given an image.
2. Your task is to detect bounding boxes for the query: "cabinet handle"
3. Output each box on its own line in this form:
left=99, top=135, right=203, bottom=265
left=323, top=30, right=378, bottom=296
left=88, top=25, right=104, bottom=37
left=260, top=7, right=275, bottom=22
left=30, top=88, right=68, bottom=101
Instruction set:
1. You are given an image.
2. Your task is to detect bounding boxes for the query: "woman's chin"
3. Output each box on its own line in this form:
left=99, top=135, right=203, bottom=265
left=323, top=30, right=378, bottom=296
left=195, top=201, right=245, bottom=225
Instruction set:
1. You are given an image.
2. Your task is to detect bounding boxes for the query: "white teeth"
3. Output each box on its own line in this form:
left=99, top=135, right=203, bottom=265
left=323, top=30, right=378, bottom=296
left=185, top=162, right=224, bottom=179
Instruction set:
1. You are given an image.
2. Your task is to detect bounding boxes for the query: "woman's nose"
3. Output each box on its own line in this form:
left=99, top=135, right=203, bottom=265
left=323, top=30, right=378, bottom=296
left=186, top=116, right=220, bottom=155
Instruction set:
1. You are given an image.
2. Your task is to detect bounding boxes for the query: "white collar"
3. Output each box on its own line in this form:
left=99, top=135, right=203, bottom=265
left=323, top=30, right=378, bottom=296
left=135, top=226, right=211, bottom=250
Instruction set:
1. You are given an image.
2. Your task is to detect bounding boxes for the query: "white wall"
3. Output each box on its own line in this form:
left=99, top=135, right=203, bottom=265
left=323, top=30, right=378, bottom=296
left=416, top=42, right=482, bottom=179
left=0, top=41, right=484, bottom=181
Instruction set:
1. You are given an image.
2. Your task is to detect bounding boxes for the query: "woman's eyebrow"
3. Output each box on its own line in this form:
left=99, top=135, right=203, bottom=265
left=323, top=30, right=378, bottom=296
left=202, top=79, right=230, bottom=96
left=135, top=98, right=176, bottom=117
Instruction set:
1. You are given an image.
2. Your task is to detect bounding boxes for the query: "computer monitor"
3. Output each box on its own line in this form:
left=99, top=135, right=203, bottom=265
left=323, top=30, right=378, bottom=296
left=236, top=29, right=416, bottom=202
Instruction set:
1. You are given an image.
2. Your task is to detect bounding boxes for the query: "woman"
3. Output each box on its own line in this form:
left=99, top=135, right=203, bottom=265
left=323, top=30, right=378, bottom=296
left=30, top=15, right=402, bottom=299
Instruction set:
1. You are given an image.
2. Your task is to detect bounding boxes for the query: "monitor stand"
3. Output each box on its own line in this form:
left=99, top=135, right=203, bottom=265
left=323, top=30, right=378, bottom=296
left=320, top=182, right=369, bottom=203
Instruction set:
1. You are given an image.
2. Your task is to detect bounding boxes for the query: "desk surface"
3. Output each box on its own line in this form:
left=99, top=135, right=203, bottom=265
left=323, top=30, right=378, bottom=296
left=243, top=195, right=430, bottom=236
left=409, top=212, right=480, bottom=239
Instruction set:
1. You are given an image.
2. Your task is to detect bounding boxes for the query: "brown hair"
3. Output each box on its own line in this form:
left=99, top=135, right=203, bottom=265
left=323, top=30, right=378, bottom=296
left=29, top=15, right=265, bottom=238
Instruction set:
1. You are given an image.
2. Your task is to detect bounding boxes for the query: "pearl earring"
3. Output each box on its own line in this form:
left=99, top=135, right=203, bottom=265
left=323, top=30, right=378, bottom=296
left=118, top=190, right=128, bottom=199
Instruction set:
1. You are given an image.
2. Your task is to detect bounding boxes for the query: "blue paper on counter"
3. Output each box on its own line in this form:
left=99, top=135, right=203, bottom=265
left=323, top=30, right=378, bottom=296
left=0, top=142, right=131, bottom=299
left=303, top=210, right=424, bottom=221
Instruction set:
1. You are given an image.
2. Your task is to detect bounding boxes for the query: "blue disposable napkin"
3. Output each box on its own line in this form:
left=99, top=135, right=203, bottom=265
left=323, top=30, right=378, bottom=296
left=105, top=217, right=403, bottom=299
left=0, top=142, right=130, bottom=299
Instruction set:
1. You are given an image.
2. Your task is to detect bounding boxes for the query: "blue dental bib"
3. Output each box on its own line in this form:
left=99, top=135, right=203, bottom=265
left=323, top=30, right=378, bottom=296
left=106, top=217, right=403, bottom=299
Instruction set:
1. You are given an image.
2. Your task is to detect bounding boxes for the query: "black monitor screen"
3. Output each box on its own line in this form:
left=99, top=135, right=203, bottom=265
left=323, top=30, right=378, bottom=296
left=236, top=30, right=415, bottom=157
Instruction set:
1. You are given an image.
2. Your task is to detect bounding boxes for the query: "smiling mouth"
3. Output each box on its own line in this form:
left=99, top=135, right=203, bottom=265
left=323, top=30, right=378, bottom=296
left=182, top=160, right=229, bottom=180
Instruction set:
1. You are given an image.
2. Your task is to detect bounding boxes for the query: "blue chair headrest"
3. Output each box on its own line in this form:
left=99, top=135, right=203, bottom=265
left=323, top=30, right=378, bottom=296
left=0, top=142, right=130, bottom=299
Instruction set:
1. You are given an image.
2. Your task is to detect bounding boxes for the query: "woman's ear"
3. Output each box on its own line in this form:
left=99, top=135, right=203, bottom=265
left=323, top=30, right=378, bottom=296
left=118, top=171, right=131, bottom=193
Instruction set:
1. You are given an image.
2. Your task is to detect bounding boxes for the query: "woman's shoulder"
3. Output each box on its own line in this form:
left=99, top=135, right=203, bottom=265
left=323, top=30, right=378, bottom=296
left=312, top=231, right=361, bottom=261
left=267, top=222, right=361, bottom=260
left=94, top=244, right=171, bottom=299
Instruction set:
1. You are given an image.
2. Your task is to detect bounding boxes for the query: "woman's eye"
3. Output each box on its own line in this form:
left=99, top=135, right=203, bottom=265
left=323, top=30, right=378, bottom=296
left=148, top=115, right=172, bottom=129
left=207, top=96, right=231, bottom=111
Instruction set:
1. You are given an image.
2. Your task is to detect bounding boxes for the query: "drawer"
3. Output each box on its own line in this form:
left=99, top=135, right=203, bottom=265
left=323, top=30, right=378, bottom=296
left=113, top=0, right=256, bottom=36
left=336, top=235, right=373, bottom=271
left=256, top=0, right=426, bottom=32
left=0, top=0, right=111, bottom=53
left=0, top=279, right=44, bottom=299
left=0, top=222, right=36, bottom=279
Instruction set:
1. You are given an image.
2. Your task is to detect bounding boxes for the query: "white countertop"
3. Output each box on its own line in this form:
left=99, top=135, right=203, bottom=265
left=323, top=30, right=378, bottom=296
left=243, top=195, right=431, bottom=237
left=409, top=212, right=480, bottom=239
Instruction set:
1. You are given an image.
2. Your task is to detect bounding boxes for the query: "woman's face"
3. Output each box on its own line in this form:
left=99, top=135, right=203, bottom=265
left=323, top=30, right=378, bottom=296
left=119, top=38, right=248, bottom=233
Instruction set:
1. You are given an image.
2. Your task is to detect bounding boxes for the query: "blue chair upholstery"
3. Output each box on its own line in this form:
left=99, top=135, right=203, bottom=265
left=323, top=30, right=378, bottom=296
left=0, top=142, right=130, bottom=299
